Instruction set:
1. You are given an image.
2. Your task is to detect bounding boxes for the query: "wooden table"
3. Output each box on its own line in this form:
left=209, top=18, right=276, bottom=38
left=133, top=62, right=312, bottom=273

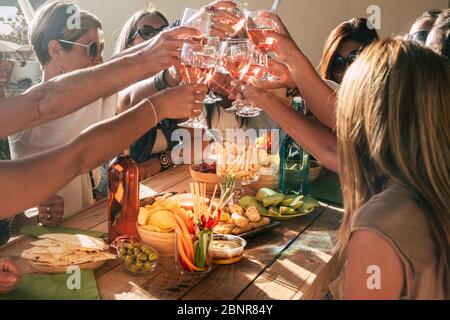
left=0, top=165, right=343, bottom=300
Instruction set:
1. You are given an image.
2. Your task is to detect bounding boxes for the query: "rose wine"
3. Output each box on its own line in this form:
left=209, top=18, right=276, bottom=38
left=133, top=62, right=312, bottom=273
left=246, top=64, right=265, bottom=80
left=248, top=28, right=273, bottom=53
left=180, top=64, right=214, bottom=84
left=107, top=151, right=140, bottom=242
left=223, top=54, right=252, bottom=80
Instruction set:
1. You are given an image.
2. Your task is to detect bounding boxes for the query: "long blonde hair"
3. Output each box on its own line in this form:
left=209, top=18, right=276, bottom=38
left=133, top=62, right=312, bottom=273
left=337, top=38, right=450, bottom=272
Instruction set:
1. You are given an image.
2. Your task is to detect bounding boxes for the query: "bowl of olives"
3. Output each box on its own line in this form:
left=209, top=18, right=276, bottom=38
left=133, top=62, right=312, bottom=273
left=117, top=241, right=159, bottom=276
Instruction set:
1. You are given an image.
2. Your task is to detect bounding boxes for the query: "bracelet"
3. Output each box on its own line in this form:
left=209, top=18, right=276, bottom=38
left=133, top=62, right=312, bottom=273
left=144, top=98, right=158, bottom=127
left=154, top=70, right=169, bottom=91
left=159, top=151, right=173, bottom=172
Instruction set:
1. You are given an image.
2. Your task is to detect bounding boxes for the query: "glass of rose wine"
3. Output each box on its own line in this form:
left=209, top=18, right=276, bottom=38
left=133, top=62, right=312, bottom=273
left=245, top=10, right=279, bottom=81
left=219, top=38, right=253, bottom=113
left=178, top=43, right=215, bottom=129
left=204, top=36, right=223, bottom=104
left=236, top=51, right=264, bottom=118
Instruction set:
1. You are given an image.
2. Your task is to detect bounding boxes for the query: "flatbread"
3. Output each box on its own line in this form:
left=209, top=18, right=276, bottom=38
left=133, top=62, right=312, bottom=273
left=40, top=234, right=108, bottom=251
left=22, top=233, right=116, bottom=273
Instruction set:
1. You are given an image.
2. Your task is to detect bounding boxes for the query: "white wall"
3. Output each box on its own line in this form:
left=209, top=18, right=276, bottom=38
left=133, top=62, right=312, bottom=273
left=62, top=0, right=448, bottom=65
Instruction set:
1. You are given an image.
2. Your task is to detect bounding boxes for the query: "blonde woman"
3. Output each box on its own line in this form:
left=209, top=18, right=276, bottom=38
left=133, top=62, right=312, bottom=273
left=329, top=38, right=449, bottom=300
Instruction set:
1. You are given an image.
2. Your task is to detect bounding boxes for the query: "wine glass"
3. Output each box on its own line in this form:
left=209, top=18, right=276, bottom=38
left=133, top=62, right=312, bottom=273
left=235, top=51, right=264, bottom=118
left=245, top=10, right=279, bottom=81
left=178, top=43, right=214, bottom=129
left=216, top=140, right=260, bottom=203
left=204, top=36, right=223, bottom=104
left=219, top=38, right=253, bottom=113
left=181, top=8, right=212, bottom=40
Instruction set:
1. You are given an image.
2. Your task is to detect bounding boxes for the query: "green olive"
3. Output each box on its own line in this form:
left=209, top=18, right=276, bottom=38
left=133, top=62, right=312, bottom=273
left=129, top=264, right=138, bottom=273
left=148, top=253, right=158, bottom=262
left=127, top=244, right=135, bottom=250
left=126, top=249, right=133, bottom=256
left=131, top=254, right=137, bottom=261
left=119, top=248, right=127, bottom=256
left=143, top=262, right=153, bottom=271
left=136, top=261, right=144, bottom=269
left=137, top=254, right=148, bottom=262
left=125, top=256, right=133, bottom=266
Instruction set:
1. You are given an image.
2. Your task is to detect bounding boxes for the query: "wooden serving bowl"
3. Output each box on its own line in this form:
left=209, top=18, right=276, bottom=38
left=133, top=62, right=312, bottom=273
left=248, top=174, right=280, bottom=192
left=189, top=165, right=222, bottom=194
left=137, top=225, right=175, bottom=257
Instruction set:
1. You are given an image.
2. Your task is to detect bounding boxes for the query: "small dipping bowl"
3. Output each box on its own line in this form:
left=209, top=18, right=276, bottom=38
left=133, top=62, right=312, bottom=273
left=211, top=234, right=247, bottom=265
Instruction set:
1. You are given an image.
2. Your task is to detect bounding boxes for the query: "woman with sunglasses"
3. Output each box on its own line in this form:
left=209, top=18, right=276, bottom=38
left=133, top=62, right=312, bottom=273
left=319, top=18, right=379, bottom=85
left=113, top=7, right=180, bottom=181
left=8, top=2, right=110, bottom=226
left=7, top=1, right=202, bottom=226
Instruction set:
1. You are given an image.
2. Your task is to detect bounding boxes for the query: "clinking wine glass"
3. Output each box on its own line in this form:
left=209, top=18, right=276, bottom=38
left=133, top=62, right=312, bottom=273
left=216, top=140, right=260, bottom=203
left=181, top=8, right=212, bottom=41
left=235, top=50, right=264, bottom=118
left=178, top=43, right=214, bottom=129
left=219, top=38, right=253, bottom=113
left=204, top=36, right=223, bottom=104
left=245, top=10, right=279, bottom=81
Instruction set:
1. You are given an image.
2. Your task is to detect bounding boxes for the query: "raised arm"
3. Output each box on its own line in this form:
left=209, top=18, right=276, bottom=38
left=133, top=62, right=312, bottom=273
left=257, top=13, right=338, bottom=129
left=236, top=83, right=339, bottom=173
left=0, top=27, right=199, bottom=138
left=0, top=84, right=207, bottom=218
left=118, top=67, right=181, bottom=113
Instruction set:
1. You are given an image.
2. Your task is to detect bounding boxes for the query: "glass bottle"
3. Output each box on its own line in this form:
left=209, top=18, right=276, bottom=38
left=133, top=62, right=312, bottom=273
left=279, top=97, right=311, bottom=195
left=107, top=150, right=140, bottom=242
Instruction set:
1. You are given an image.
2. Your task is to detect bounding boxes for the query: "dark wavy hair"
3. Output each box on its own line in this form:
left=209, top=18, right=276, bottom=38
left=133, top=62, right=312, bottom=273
left=319, top=18, right=379, bottom=82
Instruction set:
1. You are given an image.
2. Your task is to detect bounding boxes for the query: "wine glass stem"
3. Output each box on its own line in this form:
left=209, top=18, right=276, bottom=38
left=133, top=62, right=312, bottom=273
left=262, top=52, right=271, bottom=78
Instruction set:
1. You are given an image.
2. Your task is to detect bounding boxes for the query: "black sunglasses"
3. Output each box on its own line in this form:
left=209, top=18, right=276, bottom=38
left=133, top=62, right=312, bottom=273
left=331, top=50, right=360, bottom=74
left=407, top=31, right=429, bottom=44
left=58, top=39, right=104, bottom=61
left=129, top=24, right=168, bottom=43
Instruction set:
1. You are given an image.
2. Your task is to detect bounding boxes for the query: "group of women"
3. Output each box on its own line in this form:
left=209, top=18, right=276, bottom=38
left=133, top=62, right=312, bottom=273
left=0, top=1, right=448, bottom=299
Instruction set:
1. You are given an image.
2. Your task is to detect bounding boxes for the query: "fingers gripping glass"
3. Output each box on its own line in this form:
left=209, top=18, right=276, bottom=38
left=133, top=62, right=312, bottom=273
left=331, top=50, right=359, bottom=74
left=245, top=10, right=279, bottom=82
left=219, top=39, right=253, bottom=114
left=58, top=39, right=104, bottom=61
left=178, top=43, right=212, bottom=129
left=129, top=24, right=168, bottom=43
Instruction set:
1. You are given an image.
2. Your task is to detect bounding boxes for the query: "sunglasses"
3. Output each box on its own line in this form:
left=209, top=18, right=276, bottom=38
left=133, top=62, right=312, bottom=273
left=129, top=24, right=168, bottom=43
left=331, top=50, right=360, bottom=74
left=58, top=39, right=104, bottom=61
left=406, top=31, right=429, bottom=44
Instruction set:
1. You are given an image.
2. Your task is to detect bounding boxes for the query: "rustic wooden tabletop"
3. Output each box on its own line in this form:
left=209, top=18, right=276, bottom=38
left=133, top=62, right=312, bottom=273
left=0, top=165, right=343, bottom=300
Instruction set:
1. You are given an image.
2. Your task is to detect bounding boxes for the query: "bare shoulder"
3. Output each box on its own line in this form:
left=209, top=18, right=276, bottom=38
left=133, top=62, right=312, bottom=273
left=342, top=229, right=405, bottom=300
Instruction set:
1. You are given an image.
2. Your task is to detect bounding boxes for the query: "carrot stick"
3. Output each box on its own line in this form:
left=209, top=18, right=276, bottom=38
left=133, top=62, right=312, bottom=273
left=176, top=235, right=193, bottom=272
left=177, top=239, right=206, bottom=272
left=174, top=214, right=195, bottom=262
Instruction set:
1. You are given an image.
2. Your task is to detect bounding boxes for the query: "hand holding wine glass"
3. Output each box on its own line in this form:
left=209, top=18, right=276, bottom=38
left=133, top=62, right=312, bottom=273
left=255, top=59, right=296, bottom=90
left=219, top=38, right=253, bottom=113
left=235, top=51, right=265, bottom=118
left=178, top=43, right=216, bottom=129
left=245, top=10, right=280, bottom=81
